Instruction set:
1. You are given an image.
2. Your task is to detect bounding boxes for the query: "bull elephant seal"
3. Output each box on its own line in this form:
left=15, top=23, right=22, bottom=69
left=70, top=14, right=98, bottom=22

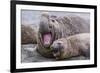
left=37, top=12, right=90, bottom=58
left=21, top=25, right=38, bottom=44
left=51, top=33, right=90, bottom=60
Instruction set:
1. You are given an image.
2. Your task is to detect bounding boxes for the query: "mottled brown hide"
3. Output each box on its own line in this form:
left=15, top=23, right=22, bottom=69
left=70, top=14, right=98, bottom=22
left=51, top=33, right=90, bottom=60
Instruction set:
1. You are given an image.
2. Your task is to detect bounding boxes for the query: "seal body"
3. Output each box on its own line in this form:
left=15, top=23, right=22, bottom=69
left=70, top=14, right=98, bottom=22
left=51, top=33, right=90, bottom=60
left=37, top=12, right=90, bottom=58
left=21, top=25, right=38, bottom=44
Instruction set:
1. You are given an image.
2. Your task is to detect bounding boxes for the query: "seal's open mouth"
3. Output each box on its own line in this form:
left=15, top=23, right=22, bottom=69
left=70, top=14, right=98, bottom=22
left=42, top=32, right=52, bottom=46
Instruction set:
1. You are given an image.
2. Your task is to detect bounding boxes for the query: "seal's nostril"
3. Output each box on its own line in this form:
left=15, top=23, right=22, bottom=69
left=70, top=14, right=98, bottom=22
left=49, top=25, right=52, bottom=28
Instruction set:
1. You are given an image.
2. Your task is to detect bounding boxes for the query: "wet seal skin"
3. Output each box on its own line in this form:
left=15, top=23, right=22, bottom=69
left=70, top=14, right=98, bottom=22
left=51, top=33, right=90, bottom=60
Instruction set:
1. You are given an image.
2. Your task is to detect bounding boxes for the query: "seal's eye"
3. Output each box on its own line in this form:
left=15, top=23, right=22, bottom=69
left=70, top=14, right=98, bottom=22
left=52, top=19, right=55, bottom=22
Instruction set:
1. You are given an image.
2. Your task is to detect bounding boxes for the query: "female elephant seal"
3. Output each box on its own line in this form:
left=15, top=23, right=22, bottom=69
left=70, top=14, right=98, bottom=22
left=51, top=33, right=90, bottom=60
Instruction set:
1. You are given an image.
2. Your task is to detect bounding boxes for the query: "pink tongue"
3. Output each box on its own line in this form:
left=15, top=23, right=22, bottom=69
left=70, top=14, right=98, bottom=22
left=43, top=33, right=51, bottom=45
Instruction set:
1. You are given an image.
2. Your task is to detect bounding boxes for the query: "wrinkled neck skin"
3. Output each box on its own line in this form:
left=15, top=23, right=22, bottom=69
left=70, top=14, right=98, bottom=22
left=37, top=45, right=54, bottom=58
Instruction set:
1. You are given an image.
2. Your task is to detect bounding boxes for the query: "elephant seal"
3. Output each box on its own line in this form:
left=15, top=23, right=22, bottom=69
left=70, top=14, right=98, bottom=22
left=37, top=12, right=90, bottom=58
left=21, top=24, right=38, bottom=44
left=51, top=33, right=90, bottom=60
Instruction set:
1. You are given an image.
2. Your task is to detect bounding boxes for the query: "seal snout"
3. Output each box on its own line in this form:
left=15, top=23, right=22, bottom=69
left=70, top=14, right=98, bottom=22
left=51, top=42, right=64, bottom=59
left=51, top=42, right=63, bottom=52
